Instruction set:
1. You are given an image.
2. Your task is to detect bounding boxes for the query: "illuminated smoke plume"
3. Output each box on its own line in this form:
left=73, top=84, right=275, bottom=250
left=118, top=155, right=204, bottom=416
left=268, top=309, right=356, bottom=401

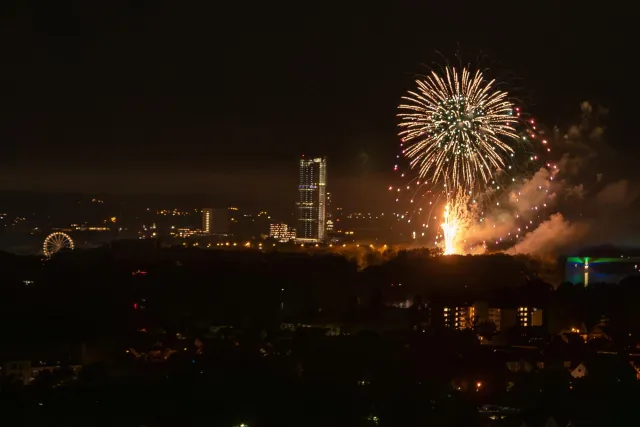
left=460, top=167, right=559, bottom=247
left=454, top=101, right=634, bottom=257
left=507, top=213, right=589, bottom=257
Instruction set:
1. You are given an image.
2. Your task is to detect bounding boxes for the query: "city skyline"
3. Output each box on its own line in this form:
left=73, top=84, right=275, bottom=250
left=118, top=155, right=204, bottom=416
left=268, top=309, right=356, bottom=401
left=0, top=5, right=635, bottom=253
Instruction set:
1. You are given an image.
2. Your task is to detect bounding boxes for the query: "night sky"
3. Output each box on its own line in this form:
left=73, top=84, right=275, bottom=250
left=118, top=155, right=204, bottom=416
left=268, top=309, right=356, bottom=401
left=0, top=2, right=633, bottom=211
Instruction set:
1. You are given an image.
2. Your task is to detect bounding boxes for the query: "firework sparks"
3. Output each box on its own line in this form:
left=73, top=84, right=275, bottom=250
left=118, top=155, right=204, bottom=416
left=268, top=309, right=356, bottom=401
left=394, top=65, right=559, bottom=256
left=441, top=203, right=458, bottom=255
left=398, top=66, right=519, bottom=194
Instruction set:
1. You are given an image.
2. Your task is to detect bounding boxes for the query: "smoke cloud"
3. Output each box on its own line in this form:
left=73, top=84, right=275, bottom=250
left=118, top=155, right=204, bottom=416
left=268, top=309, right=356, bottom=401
left=508, top=213, right=589, bottom=257
left=459, top=166, right=560, bottom=246
left=595, top=180, right=638, bottom=208
left=454, top=101, right=637, bottom=257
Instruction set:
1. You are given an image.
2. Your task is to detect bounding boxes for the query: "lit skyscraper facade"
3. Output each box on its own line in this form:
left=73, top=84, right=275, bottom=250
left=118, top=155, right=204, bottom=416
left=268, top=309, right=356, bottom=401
left=297, top=156, right=327, bottom=242
left=202, top=208, right=230, bottom=235
left=325, top=192, right=334, bottom=233
left=269, top=223, right=296, bottom=242
left=203, top=209, right=212, bottom=234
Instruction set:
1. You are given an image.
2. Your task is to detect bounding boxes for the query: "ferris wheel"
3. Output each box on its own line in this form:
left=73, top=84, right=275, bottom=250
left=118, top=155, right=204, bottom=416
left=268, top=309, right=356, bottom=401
left=43, top=232, right=74, bottom=257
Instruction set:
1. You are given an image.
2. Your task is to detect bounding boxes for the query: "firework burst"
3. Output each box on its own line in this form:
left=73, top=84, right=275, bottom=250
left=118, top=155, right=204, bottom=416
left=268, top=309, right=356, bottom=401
left=394, top=66, right=559, bottom=255
left=398, top=66, right=519, bottom=195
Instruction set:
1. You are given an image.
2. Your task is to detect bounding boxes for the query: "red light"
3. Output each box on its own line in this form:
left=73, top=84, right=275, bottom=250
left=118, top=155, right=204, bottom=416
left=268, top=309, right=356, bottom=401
left=133, top=303, right=138, bottom=310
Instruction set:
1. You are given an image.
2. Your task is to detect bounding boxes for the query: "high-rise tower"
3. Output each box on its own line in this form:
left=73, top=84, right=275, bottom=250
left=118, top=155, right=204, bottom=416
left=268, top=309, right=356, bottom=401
left=296, top=156, right=327, bottom=242
left=202, top=208, right=229, bottom=235
left=325, top=192, right=334, bottom=233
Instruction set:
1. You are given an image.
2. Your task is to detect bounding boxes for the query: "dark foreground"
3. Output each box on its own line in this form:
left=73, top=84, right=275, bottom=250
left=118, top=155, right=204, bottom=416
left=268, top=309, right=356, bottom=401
left=2, top=331, right=640, bottom=427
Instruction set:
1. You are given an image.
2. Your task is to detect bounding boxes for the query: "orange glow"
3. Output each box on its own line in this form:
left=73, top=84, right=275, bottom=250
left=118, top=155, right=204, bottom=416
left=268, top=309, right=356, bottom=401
left=441, top=204, right=458, bottom=255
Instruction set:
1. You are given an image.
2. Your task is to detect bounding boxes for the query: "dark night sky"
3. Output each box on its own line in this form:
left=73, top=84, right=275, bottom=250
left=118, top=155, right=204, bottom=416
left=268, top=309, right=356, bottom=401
left=0, top=2, right=634, bottom=210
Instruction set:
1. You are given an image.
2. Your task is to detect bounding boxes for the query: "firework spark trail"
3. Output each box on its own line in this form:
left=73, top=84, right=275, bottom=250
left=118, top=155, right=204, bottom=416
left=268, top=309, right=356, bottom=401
left=439, top=192, right=475, bottom=254
left=398, top=67, right=519, bottom=196
left=441, top=204, right=457, bottom=255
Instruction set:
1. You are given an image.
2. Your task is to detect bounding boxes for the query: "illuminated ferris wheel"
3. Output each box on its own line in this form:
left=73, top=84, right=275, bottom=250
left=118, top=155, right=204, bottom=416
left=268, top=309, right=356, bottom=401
left=43, top=232, right=74, bottom=257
